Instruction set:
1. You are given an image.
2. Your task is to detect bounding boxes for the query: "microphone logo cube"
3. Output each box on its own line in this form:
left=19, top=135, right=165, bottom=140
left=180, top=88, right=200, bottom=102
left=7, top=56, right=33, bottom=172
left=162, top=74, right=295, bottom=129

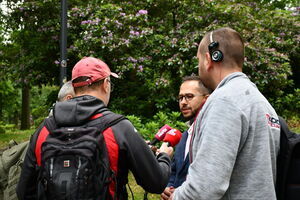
left=167, top=129, right=176, bottom=136
left=158, top=128, right=168, bottom=137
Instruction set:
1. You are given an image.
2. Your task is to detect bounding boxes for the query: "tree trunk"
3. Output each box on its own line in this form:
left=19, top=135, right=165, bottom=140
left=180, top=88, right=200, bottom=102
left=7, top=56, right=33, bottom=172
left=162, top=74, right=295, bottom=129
left=20, top=83, right=30, bottom=130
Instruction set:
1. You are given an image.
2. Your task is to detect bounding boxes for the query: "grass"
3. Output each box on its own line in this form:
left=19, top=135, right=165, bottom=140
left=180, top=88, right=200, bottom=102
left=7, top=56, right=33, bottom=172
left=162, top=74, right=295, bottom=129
left=0, top=129, right=33, bottom=149
left=127, top=173, right=160, bottom=199
left=1, top=122, right=299, bottom=199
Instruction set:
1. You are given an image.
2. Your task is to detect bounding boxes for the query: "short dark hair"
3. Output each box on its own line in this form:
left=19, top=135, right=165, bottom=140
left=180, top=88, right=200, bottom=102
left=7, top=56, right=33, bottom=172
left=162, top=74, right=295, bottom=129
left=182, top=75, right=212, bottom=94
left=72, top=76, right=104, bottom=94
left=200, top=27, right=244, bottom=68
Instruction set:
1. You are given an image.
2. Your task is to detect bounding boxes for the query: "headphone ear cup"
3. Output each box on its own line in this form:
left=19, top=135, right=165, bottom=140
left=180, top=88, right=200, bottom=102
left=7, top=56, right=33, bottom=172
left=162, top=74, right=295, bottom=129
left=211, top=50, right=223, bottom=62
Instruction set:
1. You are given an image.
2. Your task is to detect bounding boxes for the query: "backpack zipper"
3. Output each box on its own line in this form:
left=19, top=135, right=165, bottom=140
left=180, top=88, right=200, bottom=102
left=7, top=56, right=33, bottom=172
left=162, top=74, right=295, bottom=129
left=50, top=158, right=54, bottom=179
left=76, top=157, right=82, bottom=181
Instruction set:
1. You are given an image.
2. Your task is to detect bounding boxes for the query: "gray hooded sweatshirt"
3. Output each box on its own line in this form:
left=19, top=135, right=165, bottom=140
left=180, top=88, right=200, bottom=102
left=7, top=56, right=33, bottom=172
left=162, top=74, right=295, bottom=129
left=173, top=72, right=280, bottom=200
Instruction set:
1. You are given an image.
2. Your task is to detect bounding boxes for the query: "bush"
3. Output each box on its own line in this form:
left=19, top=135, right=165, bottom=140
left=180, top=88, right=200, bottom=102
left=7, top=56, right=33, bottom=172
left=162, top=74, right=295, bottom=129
left=288, top=115, right=300, bottom=133
left=0, top=122, right=16, bottom=134
left=271, top=88, right=300, bottom=120
left=0, top=122, right=5, bottom=134
left=127, top=111, right=188, bottom=141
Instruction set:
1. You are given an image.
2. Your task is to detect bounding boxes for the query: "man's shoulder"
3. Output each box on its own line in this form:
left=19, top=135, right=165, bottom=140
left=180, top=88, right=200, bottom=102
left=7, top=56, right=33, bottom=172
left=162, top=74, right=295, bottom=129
left=213, top=77, right=266, bottom=109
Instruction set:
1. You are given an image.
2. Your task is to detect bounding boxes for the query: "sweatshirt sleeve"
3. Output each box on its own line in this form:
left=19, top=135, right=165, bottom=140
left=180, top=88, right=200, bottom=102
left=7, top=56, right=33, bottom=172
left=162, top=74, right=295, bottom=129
left=173, top=98, right=247, bottom=200
left=112, top=119, right=171, bottom=193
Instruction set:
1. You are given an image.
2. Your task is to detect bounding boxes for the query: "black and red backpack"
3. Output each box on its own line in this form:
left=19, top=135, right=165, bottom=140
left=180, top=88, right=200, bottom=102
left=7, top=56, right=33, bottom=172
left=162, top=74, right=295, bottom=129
left=34, top=112, right=125, bottom=200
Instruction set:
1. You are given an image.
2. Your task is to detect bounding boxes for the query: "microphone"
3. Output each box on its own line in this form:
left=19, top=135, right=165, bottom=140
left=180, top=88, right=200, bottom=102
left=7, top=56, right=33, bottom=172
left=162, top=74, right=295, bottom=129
left=150, top=124, right=172, bottom=146
left=163, top=128, right=182, bottom=147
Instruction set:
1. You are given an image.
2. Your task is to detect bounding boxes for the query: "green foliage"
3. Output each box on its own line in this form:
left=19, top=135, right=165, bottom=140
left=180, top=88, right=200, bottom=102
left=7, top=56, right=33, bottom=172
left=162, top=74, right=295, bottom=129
left=30, top=85, right=59, bottom=127
left=272, top=88, right=300, bottom=119
left=0, top=121, right=6, bottom=134
left=0, top=122, right=16, bottom=134
left=0, top=0, right=299, bottom=124
left=127, top=111, right=188, bottom=140
left=66, top=0, right=299, bottom=118
left=0, top=80, right=21, bottom=124
left=288, top=115, right=300, bottom=133
left=2, top=0, right=61, bottom=86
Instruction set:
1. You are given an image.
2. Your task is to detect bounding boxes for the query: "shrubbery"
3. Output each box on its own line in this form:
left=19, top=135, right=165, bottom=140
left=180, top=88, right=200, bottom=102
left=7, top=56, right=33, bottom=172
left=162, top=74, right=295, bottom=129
left=0, top=0, right=299, bottom=129
left=0, top=122, right=16, bottom=134
left=127, top=111, right=188, bottom=140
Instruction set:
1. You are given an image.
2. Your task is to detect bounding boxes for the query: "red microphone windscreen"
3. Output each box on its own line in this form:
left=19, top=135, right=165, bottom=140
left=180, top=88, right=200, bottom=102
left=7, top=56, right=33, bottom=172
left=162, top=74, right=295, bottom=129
left=154, top=124, right=172, bottom=141
left=163, top=129, right=182, bottom=147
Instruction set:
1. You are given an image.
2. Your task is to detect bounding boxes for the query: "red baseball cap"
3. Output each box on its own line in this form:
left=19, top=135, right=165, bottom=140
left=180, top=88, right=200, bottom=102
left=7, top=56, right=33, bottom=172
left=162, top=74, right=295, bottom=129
left=72, top=57, right=119, bottom=88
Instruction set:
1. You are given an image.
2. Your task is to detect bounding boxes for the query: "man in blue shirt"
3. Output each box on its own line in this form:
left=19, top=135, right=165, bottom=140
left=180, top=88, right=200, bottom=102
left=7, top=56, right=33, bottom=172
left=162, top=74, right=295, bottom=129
left=161, top=76, right=211, bottom=200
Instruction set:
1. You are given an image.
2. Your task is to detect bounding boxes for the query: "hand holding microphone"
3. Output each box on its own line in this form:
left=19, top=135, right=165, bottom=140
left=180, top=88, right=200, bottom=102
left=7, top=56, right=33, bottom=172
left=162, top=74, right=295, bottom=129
left=156, top=128, right=182, bottom=157
left=158, top=142, right=173, bottom=157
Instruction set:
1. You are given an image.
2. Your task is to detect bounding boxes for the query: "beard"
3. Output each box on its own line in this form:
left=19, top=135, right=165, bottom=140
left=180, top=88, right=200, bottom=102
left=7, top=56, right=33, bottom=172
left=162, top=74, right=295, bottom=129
left=199, top=71, right=213, bottom=91
left=184, top=114, right=194, bottom=121
left=182, top=108, right=197, bottom=121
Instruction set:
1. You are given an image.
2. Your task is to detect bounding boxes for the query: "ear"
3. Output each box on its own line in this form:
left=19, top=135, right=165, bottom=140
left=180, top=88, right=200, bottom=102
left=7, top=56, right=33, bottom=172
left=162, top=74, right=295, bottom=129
left=65, top=94, right=73, bottom=100
left=201, top=94, right=209, bottom=104
left=203, top=94, right=209, bottom=101
left=205, top=52, right=213, bottom=71
left=103, top=79, right=110, bottom=93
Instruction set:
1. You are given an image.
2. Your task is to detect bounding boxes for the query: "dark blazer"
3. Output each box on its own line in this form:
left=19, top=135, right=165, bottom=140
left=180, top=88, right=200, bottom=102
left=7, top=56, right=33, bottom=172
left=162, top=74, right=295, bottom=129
left=167, top=130, right=190, bottom=188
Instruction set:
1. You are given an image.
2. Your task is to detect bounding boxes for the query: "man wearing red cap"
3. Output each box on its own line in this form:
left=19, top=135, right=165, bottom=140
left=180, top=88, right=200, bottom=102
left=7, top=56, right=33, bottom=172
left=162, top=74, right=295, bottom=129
left=17, top=57, right=173, bottom=200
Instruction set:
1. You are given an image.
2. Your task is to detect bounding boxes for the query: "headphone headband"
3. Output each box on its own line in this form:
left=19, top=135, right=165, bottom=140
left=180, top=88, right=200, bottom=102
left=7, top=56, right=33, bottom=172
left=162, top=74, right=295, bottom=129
left=208, top=31, right=223, bottom=62
left=210, top=31, right=214, bottom=43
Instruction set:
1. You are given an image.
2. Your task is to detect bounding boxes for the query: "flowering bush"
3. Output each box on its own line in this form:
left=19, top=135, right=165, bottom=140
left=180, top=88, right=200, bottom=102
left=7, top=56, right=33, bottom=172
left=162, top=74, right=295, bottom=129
left=1, top=0, right=299, bottom=121
left=67, top=0, right=299, bottom=118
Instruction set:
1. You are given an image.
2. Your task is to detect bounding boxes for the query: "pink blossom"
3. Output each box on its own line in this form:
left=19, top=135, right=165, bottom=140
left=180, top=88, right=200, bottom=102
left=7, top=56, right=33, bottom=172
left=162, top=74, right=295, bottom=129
left=130, top=30, right=140, bottom=36
left=279, top=32, right=286, bottom=36
left=71, top=7, right=79, bottom=11
left=81, top=20, right=89, bottom=25
left=138, top=65, right=143, bottom=72
left=115, top=20, right=123, bottom=27
left=128, top=57, right=137, bottom=63
left=138, top=9, right=148, bottom=14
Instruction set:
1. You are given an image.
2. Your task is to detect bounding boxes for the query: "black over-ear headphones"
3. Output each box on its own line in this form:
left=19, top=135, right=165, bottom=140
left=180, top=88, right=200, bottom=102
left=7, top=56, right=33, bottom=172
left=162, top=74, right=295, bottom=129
left=208, top=31, right=223, bottom=62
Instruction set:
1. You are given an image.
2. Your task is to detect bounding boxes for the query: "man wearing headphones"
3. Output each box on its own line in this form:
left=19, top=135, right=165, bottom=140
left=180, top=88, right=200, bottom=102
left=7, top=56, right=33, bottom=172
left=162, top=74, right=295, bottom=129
left=170, top=27, right=280, bottom=199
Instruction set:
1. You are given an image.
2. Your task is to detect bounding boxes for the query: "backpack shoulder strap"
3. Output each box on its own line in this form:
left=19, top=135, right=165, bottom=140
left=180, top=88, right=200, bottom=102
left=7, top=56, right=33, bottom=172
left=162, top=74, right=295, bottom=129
left=35, top=117, right=57, bottom=166
left=87, top=112, right=126, bottom=199
left=87, top=112, right=126, bottom=132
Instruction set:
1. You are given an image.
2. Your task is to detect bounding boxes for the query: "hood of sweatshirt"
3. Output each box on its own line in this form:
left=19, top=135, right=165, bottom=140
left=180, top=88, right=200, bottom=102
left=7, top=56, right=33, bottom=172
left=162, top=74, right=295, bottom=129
left=53, top=95, right=107, bottom=127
